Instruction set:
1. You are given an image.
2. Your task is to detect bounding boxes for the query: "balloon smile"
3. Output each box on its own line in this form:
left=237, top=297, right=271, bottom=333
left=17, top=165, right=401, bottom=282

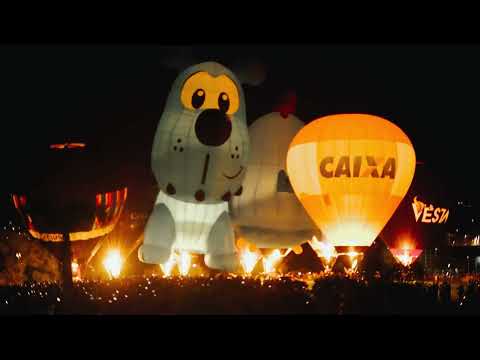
left=223, top=166, right=244, bottom=179
left=201, top=154, right=210, bottom=185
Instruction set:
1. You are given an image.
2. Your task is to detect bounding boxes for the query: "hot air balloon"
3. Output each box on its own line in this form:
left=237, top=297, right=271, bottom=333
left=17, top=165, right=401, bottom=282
left=140, top=62, right=249, bottom=272
left=11, top=188, right=127, bottom=242
left=231, top=111, right=320, bottom=249
left=380, top=165, right=450, bottom=268
left=9, top=142, right=128, bottom=288
left=230, top=109, right=319, bottom=274
left=286, top=114, right=416, bottom=259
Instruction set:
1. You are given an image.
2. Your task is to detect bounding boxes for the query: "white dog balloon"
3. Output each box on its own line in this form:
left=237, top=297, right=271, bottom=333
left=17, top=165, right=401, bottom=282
left=139, top=62, right=250, bottom=272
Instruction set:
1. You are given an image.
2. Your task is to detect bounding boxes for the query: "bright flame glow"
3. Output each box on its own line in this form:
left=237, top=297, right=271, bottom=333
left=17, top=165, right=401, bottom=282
left=159, top=251, right=193, bottom=277
left=473, top=236, right=479, bottom=246
left=160, top=254, right=176, bottom=277
left=396, top=251, right=413, bottom=267
left=308, top=236, right=338, bottom=271
left=178, top=251, right=192, bottom=276
left=237, top=238, right=262, bottom=275
left=240, top=249, right=261, bottom=274
left=262, top=249, right=292, bottom=274
left=71, top=259, right=81, bottom=281
left=344, top=249, right=360, bottom=275
left=103, top=249, right=123, bottom=279
left=390, top=245, right=423, bottom=267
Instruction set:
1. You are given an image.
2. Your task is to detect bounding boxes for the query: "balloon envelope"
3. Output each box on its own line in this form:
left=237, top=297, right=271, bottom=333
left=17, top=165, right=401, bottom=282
left=287, top=114, right=416, bottom=248
left=380, top=165, right=451, bottom=251
left=231, top=112, right=319, bottom=248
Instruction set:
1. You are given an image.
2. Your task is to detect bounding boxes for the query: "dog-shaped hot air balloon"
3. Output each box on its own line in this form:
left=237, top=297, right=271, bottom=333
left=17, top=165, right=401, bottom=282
left=139, top=62, right=249, bottom=272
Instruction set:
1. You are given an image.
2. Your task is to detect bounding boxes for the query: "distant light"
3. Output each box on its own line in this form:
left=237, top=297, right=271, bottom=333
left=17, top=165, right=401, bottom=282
left=50, top=142, right=86, bottom=150
left=71, top=260, right=80, bottom=280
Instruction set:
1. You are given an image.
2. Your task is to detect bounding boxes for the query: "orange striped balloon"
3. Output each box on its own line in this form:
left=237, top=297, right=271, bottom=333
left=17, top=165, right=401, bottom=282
left=286, top=114, right=416, bottom=248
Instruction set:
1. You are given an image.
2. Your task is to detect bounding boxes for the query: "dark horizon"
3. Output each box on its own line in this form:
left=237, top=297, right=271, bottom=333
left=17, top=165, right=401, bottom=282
left=0, top=44, right=478, bottom=222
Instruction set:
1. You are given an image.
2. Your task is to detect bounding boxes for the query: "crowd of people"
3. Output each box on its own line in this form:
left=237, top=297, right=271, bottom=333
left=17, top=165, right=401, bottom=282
left=1, top=272, right=480, bottom=315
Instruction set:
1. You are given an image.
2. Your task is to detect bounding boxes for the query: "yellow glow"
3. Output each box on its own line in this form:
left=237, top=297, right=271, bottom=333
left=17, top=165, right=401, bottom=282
left=287, top=114, right=416, bottom=248
left=178, top=251, right=192, bottom=277
left=160, top=254, right=176, bottom=277
left=103, top=249, right=123, bottom=279
left=396, top=251, right=414, bottom=267
left=308, top=236, right=337, bottom=271
left=240, top=249, right=261, bottom=274
left=325, top=224, right=377, bottom=248
left=389, top=239, right=421, bottom=267
left=346, top=250, right=360, bottom=259
left=343, top=249, right=360, bottom=275
left=391, top=243, right=422, bottom=267
left=473, top=236, right=479, bottom=246
left=180, top=71, right=239, bottom=115
left=71, top=259, right=80, bottom=281
left=159, top=251, right=193, bottom=277
left=237, top=238, right=262, bottom=275
left=237, top=238, right=261, bottom=275
left=50, top=142, right=86, bottom=150
left=262, top=248, right=291, bottom=274
left=350, top=258, right=358, bottom=272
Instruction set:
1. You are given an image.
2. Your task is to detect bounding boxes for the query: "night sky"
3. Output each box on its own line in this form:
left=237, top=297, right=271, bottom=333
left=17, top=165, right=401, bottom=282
left=0, top=44, right=478, bottom=222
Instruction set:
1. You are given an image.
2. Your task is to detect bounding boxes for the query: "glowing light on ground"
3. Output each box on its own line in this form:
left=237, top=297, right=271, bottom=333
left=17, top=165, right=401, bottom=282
left=71, top=259, right=81, bottom=281
left=159, top=251, right=193, bottom=277
left=103, top=249, right=123, bottom=279
left=308, top=236, right=338, bottom=272
left=472, top=236, right=479, bottom=246
left=240, top=248, right=262, bottom=275
left=160, top=254, right=176, bottom=277
left=262, top=248, right=292, bottom=274
left=178, top=251, right=192, bottom=276
left=390, top=244, right=423, bottom=267
left=236, top=238, right=262, bottom=275
left=344, top=249, right=360, bottom=275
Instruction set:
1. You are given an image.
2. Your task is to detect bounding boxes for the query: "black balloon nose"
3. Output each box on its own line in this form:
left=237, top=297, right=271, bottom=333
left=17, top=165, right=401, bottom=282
left=195, top=109, right=232, bottom=146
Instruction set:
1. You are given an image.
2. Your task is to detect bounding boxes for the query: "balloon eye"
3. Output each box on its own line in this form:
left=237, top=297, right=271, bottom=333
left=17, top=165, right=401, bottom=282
left=192, top=89, right=205, bottom=109
left=218, top=92, right=230, bottom=113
